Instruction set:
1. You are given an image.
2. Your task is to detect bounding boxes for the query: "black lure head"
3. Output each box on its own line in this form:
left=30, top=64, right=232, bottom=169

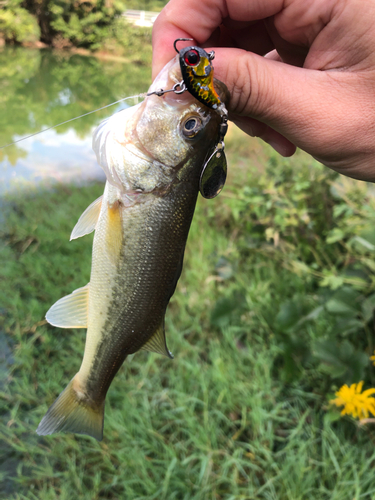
left=174, top=38, right=222, bottom=110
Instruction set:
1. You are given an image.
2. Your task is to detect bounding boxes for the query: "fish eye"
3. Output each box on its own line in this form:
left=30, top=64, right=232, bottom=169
left=181, top=116, right=203, bottom=138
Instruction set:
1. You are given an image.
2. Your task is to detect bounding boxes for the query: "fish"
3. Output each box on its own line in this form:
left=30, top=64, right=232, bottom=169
left=36, top=53, right=229, bottom=440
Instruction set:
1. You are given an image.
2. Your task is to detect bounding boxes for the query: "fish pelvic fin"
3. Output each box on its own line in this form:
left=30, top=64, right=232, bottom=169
left=105, top=199, right=123, bottom=262
left=36, top=375, right=104, bottom=441
left=139, top=319, right=173, bottom=358
left=70, top=195, right=103, bottom=240
left=46, top=284, right=89, bottom=329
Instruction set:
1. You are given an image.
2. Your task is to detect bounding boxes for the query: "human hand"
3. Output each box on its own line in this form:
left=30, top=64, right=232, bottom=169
left=152, top=0, right=375, bottom=181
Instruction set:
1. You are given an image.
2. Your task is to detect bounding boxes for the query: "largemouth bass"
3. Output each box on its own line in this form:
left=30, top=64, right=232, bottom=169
left=37, top=54, right=229, bottom=440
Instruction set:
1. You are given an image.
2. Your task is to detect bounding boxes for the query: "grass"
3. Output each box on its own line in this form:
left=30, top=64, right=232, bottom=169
left=1, top=126, right=375, bottom=499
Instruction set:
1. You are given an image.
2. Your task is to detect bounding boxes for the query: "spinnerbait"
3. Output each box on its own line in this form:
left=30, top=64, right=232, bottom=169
left=148, top=38, right=229, bottom=199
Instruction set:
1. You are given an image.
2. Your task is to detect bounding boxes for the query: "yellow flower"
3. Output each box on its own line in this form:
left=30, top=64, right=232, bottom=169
left=370, top=351, right=375, bottom=366
left=330, top=381, right=375, bottom=419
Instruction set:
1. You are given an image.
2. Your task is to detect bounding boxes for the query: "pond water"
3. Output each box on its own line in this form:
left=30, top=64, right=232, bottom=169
left=0, top=47, right=151, bottom=194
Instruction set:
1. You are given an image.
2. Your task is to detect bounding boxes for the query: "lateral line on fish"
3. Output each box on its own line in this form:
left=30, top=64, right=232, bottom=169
left=0, top=94, right=146, bottom=150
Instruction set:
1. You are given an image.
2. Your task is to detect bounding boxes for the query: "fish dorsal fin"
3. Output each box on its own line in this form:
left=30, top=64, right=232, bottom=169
left=70, top=195, right=103, bottom=240
left=46, top=284, right=89, bottom=328
left=140, top=320, right=173, bottom=358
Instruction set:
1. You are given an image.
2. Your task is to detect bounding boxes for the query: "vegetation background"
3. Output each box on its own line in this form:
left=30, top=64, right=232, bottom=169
left=1, top=2, right=375, bottom=499
left=0, top=0, right=166, bottom=53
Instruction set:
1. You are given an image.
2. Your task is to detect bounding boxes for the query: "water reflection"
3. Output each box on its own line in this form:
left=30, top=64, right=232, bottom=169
left=0, top=47, right=150, bottom=192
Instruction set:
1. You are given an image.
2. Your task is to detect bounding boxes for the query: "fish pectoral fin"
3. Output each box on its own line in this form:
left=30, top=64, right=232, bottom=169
left=140, top=320, right=173, bottom=358
left=46, top=283, right=89, bottom=328
left=70, top=195, right=103, bottom=240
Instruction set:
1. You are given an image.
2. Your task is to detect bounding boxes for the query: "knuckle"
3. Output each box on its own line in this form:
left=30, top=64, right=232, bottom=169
left=226, top=53, right=274, bottom=119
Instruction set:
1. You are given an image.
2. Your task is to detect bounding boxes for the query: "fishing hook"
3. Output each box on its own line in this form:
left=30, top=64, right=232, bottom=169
left=173, top=38, right=193, bottom=53
left=174, top=38, right=215, bottom=61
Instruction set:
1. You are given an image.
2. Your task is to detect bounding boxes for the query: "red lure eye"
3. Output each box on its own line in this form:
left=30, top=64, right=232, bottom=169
left=184, top=49, right=200, bottom=66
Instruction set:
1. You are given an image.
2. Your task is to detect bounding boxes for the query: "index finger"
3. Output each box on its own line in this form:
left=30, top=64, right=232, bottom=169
left=152, top=0, right=285, bottom=78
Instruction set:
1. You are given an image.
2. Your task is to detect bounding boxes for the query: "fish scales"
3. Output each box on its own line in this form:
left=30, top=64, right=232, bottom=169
left=84, top=177, right=200, bottom=401
left=36, top=54, right=229, bottom=440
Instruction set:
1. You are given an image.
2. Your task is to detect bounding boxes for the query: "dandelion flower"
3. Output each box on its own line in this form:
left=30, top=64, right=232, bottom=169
left=330, top=381, right=375, bottom=419
left=370, top=351, right=375, bottom=366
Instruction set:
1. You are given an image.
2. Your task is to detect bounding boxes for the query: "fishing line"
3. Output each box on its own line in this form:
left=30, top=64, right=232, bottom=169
left=0, top=94, right=145, bottom=150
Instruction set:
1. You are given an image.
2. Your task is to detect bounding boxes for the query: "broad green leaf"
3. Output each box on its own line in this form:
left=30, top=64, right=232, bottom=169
left=326, top=228, right=345, bottom=244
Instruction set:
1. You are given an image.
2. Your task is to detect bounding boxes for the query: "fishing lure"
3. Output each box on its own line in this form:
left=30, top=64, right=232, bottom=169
left=148, top=38, right=229, bottom=199
left=176, top=39, right=221, bottom=111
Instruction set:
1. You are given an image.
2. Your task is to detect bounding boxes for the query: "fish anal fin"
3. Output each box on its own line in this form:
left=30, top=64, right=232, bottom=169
left=140, top=319, right=173, bottom=358
left=46, top=284, right=89, bottom=329
left=36, top=374, right=104, bottom=441
left=70, top=195, right=103, bottom=240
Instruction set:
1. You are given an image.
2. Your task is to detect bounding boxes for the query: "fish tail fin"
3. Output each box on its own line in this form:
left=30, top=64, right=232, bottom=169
left=36, top=375, right=104, bottom=441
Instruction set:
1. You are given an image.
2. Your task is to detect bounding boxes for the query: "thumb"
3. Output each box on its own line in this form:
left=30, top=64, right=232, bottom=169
left=212, top=47, right=370, bottom=172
